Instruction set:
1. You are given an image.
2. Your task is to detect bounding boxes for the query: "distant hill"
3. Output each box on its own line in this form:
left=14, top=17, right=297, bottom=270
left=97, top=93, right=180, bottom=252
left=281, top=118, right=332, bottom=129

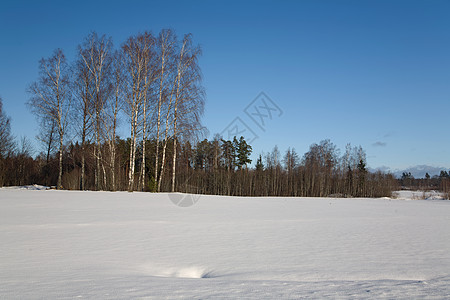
left=370, top=165, right=450, bottom=179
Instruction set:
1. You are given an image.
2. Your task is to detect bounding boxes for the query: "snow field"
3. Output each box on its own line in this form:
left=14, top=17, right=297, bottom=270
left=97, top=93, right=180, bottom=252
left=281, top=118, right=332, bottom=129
left=1, top=189, right=450, bottom=299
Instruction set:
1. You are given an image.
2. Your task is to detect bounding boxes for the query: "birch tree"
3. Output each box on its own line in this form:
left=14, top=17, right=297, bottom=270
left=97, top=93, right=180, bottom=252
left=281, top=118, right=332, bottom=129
left=106, top=50, right=125, bottom=191
left=122, top=32, right=155, bottom=191
left=137, top=40, right=157, bottom=192
left=73, top=48, right=93, bottom=190
left=28, top=49, right=71, bottom=189
left=170, top=34, right=205, bottom=192
left=154, top=29, right=177, bottom=191
left=78, top=32, right=114, bottom=190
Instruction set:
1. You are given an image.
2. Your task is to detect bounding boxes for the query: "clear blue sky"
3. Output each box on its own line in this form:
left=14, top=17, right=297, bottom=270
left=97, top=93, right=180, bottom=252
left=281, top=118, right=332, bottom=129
left=0, top=0, right=449, bottom=171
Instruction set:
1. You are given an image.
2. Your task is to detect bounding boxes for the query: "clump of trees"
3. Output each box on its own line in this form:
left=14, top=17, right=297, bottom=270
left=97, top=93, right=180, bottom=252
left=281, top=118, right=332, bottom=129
left=0, top=97, right=14, bottom=158
left=0, top=96, right=16, bottom=186
left=0, top=96, right=39, bottom=186
left=26, top=30, right=204, bottom=192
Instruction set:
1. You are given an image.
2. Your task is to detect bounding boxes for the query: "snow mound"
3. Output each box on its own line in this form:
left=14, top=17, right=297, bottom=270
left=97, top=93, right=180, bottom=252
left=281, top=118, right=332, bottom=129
left=1, top=184, right=49, bottom=190
left=141, top=265, right=212, bottom=278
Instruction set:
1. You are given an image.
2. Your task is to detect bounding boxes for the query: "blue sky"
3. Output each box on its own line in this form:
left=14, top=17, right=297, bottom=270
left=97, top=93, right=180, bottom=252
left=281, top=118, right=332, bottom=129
left=0, top=0, right=449, bottom=171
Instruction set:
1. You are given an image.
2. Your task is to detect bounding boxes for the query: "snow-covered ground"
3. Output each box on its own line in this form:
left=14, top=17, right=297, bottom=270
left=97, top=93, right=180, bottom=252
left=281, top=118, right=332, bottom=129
left=393, top=190, right=448, bottom=200
left=1, top=189, right=450, bottom=299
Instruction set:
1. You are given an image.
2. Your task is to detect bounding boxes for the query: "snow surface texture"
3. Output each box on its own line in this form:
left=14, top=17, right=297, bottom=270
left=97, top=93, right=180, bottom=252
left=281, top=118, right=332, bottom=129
left=1, top=189, right=450, bottom=299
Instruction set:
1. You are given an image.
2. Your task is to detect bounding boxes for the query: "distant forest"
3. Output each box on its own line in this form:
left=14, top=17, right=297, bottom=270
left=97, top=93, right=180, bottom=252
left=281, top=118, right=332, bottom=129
left=0, top=30, right=448, bottom=198
left=399, top=171, right=450, bottom=195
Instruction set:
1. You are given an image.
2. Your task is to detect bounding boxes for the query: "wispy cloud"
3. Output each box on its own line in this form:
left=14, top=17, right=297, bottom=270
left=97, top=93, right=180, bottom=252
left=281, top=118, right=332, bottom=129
left=381, top=131, right=396, bottom=139
left=372, top=141, right=387, bottom=147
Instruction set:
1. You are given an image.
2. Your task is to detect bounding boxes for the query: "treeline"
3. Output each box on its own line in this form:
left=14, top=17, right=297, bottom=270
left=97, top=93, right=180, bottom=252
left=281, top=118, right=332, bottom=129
left=0, top=112, right=398, bottom=197
left=180, top=138, right=398, bottom=197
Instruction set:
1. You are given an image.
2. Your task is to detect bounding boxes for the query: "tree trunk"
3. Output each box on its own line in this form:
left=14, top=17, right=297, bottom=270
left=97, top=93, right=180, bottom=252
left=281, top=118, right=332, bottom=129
left=128, top=111, right=138, bottom=192
left=171, top=137, right=177, bottom=192
left=139, top=82, right=148, bottom=192
left=58, top=136, right=63, bottom=189
left=155, top=62, right=164, bottom=190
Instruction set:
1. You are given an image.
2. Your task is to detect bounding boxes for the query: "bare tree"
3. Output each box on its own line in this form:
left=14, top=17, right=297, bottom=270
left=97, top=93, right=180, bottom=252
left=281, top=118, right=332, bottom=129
left=154, top=29, right=177, bottom=191
left=341, top=143, right=366, bottom=196
left=302, top=139, right=339, bottom=197
left=122, top=32, right=155, bottom=192
left=36, top=117, right=57, bottom=164
left=137, top=38, right=157, bottom=192
left=283, top=147, right=299, bottom=195
left=0, top=96, right=15, bottom=158
left=170, top=33, right=205, bottom=192
left=105, top=50, right=125, bottom=191
left=73, top=47, right=94, bottom=190
left=0, top=96, right=15, bottom=187
left=28, top=49, right=72, bottom=189
left=78, top=32, right=114, bottom=190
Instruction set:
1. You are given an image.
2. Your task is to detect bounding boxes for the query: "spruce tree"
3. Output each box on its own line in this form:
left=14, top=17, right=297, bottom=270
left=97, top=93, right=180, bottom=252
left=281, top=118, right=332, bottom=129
left=236, top=136, right=252, bottom=169
left=255, top=154, right=264, bottom=172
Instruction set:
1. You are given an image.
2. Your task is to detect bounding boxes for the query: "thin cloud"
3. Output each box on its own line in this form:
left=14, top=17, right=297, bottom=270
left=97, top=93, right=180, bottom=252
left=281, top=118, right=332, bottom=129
left=373, top=141, right=387, bottom=147
left=383, top=131, right=396, bottom=138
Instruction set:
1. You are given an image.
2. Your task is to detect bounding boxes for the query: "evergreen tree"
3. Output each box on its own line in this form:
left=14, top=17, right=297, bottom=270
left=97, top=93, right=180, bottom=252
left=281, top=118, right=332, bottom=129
left=357, top=159, right=366, bottom=174
left=356, top=159, right=367, bottom=196
left=195, top=139, right=210, bottom=170
left=440, top=170, right=449, bottom=178
left=221, top=139, right=236, bottom=171
left=235, top=136, right=252, bottom=169
left=255, top=154, right=264, bottom=172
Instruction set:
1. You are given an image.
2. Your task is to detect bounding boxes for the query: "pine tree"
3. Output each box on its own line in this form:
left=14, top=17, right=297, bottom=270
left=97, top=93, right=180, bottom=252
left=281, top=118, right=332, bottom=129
left=221, top=139, right=235, bottom=171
